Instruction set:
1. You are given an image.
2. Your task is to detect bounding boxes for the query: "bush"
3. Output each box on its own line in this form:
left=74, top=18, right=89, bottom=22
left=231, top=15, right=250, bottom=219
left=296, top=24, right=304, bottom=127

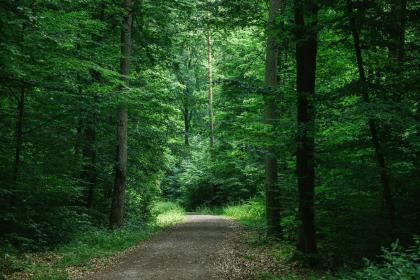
left=3, top=202, right=185, bottom=279
left=349, top=238, right=420, bottom=280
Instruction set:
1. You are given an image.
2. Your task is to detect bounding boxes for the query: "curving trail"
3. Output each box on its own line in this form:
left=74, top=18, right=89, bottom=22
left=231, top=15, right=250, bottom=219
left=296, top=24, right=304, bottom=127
left=89, top=214, right=243, bottom=280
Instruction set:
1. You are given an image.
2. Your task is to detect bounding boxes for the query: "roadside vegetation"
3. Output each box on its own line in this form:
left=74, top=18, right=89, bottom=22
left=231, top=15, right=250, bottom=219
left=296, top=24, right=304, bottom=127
left=1, top=202, right=184, bottom=280
left=200, top=198, right=420, bottom=280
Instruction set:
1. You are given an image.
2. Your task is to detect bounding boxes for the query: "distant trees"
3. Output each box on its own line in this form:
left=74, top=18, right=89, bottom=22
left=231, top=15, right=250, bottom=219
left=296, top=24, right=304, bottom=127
left=173, top=44, right=203, bottom=147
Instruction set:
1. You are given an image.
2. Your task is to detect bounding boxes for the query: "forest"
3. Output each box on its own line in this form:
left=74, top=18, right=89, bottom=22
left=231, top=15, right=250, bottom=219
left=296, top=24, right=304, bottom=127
left=0, top=0, right=419, bottom=279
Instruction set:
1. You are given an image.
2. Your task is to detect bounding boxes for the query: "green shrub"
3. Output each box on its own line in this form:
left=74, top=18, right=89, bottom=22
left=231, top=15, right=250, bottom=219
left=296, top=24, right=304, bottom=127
left=125, top=188, right=156, bottom=223
left=223, top=197, right=265, bottom=227
left=3, top=203, right=185, bottom=279
left=349, top=238, right=420, bottom=280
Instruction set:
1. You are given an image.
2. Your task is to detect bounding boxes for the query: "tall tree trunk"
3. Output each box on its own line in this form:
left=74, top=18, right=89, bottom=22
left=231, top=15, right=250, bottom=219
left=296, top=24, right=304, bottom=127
left=207, top=32, right=215, bottom=149
left=110, top=0, right=134, bottom=228
left=264, top=0, right=282, bottom=237
left=183, top=108, right=191, bottom=146
left=294, top=0, right=318, bottom=255
left=75, top=118, right=82, bottom=159
left=346, top=0, right=396, bottom=223
left=389, top=0, right=407, bottom=61
left=13, top=86, right=25, bottom=181
left=14, top=22, right=27, bottom=183
left=82, top=94, right=98, bottom=209
left=76, top=38, right=98, bottom=209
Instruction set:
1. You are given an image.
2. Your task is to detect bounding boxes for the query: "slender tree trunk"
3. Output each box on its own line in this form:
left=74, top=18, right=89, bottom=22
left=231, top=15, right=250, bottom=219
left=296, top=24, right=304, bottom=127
left=183, top=108, right=190, bottom=146
left=76, top=39, right=98, bottom=209
left=346, top=0, right=396, bottom=222
left=294, top=0, right=318, bottom=255
left=75, top=119, right=82, bottom=159
left=82, top=95, right=97, bottom=209
left=13, top=86, right=25, bottom=181
left=264, top=0, right=282, bottom=237
left=397, top=0, right=407, bottom=62
left=110, top=0, right=134, bottom=228
left=207, top=32, right=215, bottom=149
left=14, top=22, right=27, bottom=183
left=389, top=0, right=407, bottom=61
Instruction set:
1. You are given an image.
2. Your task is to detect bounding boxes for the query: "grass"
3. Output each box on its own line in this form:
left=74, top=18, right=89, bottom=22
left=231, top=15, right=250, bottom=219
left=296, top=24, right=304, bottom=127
left=198, top=198, right=265, bottom=228
left=4, top=201, right=185, bottom=280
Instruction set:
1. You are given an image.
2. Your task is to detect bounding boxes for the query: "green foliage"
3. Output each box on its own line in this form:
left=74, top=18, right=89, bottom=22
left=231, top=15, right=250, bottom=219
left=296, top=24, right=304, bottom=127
left=0, top=0, right=419, bottom=277
left=221, top=197, right=265, bottom=228
left=349, top=239, right=420, bottom=280
left=153, top=201, right=185, bottom=227
left=179, top=143, right=262, bottom=209
left=2, top=202, right=185, bottom=279
left=0, top=0, right=185, bottom=253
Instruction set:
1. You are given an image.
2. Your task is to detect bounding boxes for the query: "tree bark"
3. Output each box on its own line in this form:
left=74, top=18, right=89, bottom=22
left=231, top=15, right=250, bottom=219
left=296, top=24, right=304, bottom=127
left=389, top=0, right=407, bottom=61
left=75, top=39, right=98, bottom=209
left=82, top=94, right=98, bottom=209
left=264, top=0, right=283, bottom=237
left=13, top=86, right=25, bottom=181
left=14, top=22, right=27, bottom=182
left=183, top=108, right=191, bottom=146
left=110, top=0, right=134, bottom=228
left=207, top=32, right=215, bottom=149
left=294, top=0, right=318, bottom=255
left=346, top=0, right=396, bottom=223
left=75, top=118, right=82, bottom=159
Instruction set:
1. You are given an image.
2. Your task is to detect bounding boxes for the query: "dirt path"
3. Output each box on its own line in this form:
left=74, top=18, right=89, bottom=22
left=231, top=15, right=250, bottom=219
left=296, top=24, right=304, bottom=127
left=89, top=214, right=246, bottom=280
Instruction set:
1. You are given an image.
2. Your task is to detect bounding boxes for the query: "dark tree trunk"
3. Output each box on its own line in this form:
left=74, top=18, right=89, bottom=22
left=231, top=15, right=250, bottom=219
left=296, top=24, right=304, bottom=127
left=13, top=86, right=25, bottom=181
left=76, top=39, right=98, bottom=209
left=264, top=0, right=283, bottom=237
left=207, top=32, right=215, bottom=149
left=110, top=0, right=134, bottom=228
left=389, top=0, right=407, bottom=61
left=294, top=0, right=318, bottom=255
left=75, top=118, right=82, bottom=159
left=82, top=5, right=107, bottom=208
left=82, top=94, right=98, bottom=209
left=183, top=108, right=191, bottom=146
left=346, top=0, right=396, bottom=223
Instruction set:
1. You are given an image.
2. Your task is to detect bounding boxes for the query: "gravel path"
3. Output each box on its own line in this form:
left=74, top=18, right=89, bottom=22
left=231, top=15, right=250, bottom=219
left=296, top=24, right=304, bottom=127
left=90, top=214, right=244, bottom=280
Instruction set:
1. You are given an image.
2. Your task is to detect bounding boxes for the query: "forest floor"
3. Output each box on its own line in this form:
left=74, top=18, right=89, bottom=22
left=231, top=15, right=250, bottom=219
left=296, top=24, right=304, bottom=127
left=80, top=214, right=293, bottom=280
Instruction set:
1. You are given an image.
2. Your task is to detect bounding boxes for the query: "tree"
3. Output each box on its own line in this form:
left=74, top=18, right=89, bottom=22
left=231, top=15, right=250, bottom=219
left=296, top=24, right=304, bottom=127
left=388, top=0, right=407, bottom=61
left=294, top=0, right=318, bottom=255
left=346, top=0, right=395, bottom=222
left=208, top=32, right=215, bottom=149
left=173, top=43, right=203, bottom=147
left=264, top=0, right=283, bottom=237
left=110, top=0, right=134, bottom=228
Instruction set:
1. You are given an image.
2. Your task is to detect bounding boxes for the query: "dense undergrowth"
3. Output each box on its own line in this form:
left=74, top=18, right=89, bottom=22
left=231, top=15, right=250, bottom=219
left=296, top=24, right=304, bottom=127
left=199, top=198, right=420, bottom=280
left=1, top=202, right=184, bottom=280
